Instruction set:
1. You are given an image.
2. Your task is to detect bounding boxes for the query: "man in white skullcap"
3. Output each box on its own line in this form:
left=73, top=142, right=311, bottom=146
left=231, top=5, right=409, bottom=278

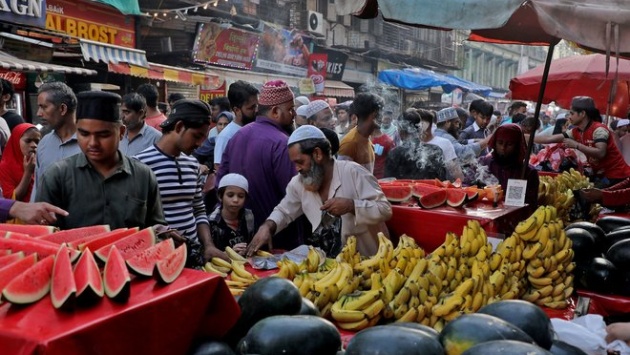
left=303, top=100, right=335, bottom=130
left=295, top=105, right=309, bottom=128
left=295, top=96, right=310, bottom=108
left=245, top=125, right=392, bottom=258
left=434, top=107, right=488, bottom=159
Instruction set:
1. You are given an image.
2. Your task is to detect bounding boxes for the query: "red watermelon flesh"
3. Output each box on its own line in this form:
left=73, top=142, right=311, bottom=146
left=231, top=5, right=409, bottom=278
left=51, top=246, right=76, bottom=309
left=446, top=189, right=468, bottom=208
left=94, top=227, right=156, bottom=263
left=381, top=185, right=413, bottom=203
left=0, top=224, right=57, bottom=237
left=154, top=244, right=187, bottom=284
left=5, top=232, right=61, bottom=247
left=419, top=190, right=447, bottom=209
left=411, top=183, right=444, bottom=198
left=103, top=246, right=130, bottom=302
left=74, top=248, right=104, bottom=301
left=0, top=252, right=25, bottom=269
left=38, top=225, right=111, bottom=244
left=70, top=228, right=134, bottom=250
left=126, top=239, right=175, bottom=277
left=0, top=254, right=37, bottom=302
left=3, top=254, right=55, bottom=305
left=79, top=228, right=140, bottom=253
left=0, top=237, right=80, bottom=263
left=465, top=189, right=479, bottom=202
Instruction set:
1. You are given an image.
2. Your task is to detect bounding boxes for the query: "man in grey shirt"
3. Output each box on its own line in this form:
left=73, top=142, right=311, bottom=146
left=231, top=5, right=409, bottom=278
left=31, top=82, right=81, bottom=202
left=119, top=92, right=161, bottom=156
left=435, top=107, right=489, bottom=159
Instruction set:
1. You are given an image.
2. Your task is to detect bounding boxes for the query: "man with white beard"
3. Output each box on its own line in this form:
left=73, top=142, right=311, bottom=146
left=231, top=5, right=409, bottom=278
left=245, top=125, right=392, bottom=257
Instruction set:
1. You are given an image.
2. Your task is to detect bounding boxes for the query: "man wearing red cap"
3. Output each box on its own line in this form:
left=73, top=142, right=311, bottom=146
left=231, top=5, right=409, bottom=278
left=216, top=80, right=302, bottom=250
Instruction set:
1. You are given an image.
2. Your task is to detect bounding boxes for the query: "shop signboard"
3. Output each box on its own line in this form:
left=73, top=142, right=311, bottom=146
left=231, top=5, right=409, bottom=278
left=307, top=53, right=327, bottom=95
left=313, top=46, right=348, bottom=81
left=255, top=24, right=313, bottom=77
left=193, top=23, right=259, bottom=70
left=45, top=0, right=135, bottom=48
left=0, top=0, right=46, bottom=28
left=200, top=80, right=227, bottom=102
left=0, top=70, right=26, bottom=91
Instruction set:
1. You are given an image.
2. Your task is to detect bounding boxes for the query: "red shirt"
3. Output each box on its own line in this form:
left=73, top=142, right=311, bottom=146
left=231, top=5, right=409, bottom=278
left=371, top=133, right=395, bottom=179
left=602, top=178, right=630, bottom=207
left=568, top=121, right=630, bottom=179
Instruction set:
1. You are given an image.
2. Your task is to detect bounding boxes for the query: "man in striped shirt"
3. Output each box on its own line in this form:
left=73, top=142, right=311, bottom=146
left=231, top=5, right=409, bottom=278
left=135, top=99, right=226, bottom=267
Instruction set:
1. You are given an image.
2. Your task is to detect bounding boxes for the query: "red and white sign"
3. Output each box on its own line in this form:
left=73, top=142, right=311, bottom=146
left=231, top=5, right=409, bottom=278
left=307, top=53, right=328, bottom=95
left=0, top=70, right=26, bottom=90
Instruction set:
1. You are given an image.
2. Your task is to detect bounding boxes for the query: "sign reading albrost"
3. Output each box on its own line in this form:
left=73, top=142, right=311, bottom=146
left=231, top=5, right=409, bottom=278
left=0, top=0, right=46, bottom=28
left=45, top=0, right=135, bottom=48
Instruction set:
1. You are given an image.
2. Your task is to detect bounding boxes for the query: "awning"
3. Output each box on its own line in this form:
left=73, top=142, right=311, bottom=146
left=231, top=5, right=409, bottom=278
left=0, top=51, right=97, bottom=76
left=108, top=62, right=220, bottom=87
left=378, top=68, right=492, bottom=96
left=80, top=39, right=148, bottom=68
left=324, top=80, right=355, bottom=98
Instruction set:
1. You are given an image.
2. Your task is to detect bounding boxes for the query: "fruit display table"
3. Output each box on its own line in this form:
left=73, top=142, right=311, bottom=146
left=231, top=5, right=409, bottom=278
left=0, top=269, right=239, bottom=355
left=387, top=202, right=532, bottom=252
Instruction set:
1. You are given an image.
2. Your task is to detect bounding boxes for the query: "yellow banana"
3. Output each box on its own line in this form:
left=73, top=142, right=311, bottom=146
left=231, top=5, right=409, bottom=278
left=231, top=260, right=257, bottom=280
left=362, top=299, right=385, bottom=319
left=337, top=318, right=370, bottom=331
left=552, top=283, right=565, bottom=297
left=397, top=307, right=419, bottom=323
left=515, top=216, right=538, bottom=235
left=522, top=242, right=542, bottom=260
left=536, top=225, right=550, bottom=249
left=230, top=272, right=257, bottom=284
left=255, top=250, right=274, bottom=257
left=528, top=276, right=553, bottom=288
left=230, top=288, right=245, bottom=296
left=299, top=276, right=314, bottom=297
left=203, top=262, right=228, bottom=277
left=554, top=249, right=571, bottom=264
left=313, top=265, right=342, bottom=292
left=212, top=257, right=233, bottom=270
left=432, top=293, right=465, bottom=317
left=563, top=287, right=574, bottom=298
left=454, top=278, right=475, bottom=296
left=408, top=295, right=420, bottom=309
left=225, top=280, right=251, bottom=288
left=544, top=300, right=568, bottom=309
left=490, top=270, right=506, bottom=291
left=538, top=238, right=554, bottom=259
left=489, top=253, right=503, bottom=271
left=393, top=303, right=409, bottom=320
left=392, top=286, right=411, bottom=308
left=225, top=246, right=247, bottom=262
left=343, top=289, right=382, bottom=311
left=547, top=270, right=561, bottom=280
left=537, top=285, right=554, bottom=297
left=527, top=264, right=546, bottom=278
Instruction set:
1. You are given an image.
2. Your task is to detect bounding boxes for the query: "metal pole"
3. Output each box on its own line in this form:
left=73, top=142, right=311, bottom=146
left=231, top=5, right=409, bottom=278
left=522, top=43, right=556, bottom=179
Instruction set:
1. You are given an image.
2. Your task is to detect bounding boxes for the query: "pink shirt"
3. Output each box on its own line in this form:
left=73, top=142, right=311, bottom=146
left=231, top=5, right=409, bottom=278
left=145, top=112, right=167, bottom=132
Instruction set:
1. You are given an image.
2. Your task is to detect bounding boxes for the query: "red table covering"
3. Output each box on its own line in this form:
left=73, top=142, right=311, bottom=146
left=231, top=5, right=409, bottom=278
left=0, top=269, right=240, bottom=355
left=387, top=202, right=531, bottom=252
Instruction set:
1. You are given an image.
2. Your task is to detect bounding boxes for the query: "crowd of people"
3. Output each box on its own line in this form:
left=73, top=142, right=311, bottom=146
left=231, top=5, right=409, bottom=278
left=1, top=77, right=630, bottom=269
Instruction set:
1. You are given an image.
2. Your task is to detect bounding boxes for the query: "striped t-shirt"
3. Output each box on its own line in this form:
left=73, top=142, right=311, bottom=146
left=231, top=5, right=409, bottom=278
left=134, top=145, right=209, bottom=242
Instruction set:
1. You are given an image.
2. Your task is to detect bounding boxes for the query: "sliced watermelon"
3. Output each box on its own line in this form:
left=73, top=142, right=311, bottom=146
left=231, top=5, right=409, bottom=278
left=5, top=232, right=61, bottom=248
left=38, top=225, right=111, bottom=244
left=126, top=239, right=175, bottom=277
left=0, top=238, right=80, bottom=263
left=154, top=244, right=187, bottom=284
left=51, top=246, right=76, bottom=309
left=0, top=254, right=38, bottom=302
left=69, top=228, right=131, bottom=250
left=465, top=189, right=479, bottom=202
left=0, top=224, right=57, bottom=237
left=381, top=185, right=413, bottom=203
left=103, top=247, right=130, bottom=302
left=0, top=252, right=24, bottom=269
left=411, top=183, right=444, bottom=198
left=79, top=228, right=140, bottom=253
left=94, top=227, right=156, bottom=263
left=74, top=248, right=104, bottom=302
left=419, top=189, right=447, bottom=209
left=446, top=189, right=468, bottom=208
left=3, top=255, right=55, bottom=305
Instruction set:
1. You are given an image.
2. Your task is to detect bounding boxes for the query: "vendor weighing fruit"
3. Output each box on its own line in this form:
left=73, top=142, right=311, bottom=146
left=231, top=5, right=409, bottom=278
left=246, top=125, right=392, bottom=257
left=36, top=91, right=167, bottom=230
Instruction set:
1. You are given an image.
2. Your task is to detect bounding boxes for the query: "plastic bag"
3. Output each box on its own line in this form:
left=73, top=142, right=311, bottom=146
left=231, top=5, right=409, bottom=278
left=249, top=245, right=326, bottom=270
left=551, top=315, right=630, bottom=355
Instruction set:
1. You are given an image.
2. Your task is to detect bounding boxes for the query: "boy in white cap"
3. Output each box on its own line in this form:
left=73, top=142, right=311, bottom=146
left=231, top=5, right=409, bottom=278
left=208, top=173, right=254, bottom=255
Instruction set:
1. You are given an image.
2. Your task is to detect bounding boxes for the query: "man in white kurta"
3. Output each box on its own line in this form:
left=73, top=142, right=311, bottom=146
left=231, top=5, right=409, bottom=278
left=245, top=126, right=392, bottom=257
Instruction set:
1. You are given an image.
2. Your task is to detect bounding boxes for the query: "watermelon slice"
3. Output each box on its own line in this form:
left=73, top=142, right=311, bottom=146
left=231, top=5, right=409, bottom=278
left=0, top=252, right=24, bottom=269
left=79, top=228, right=140, bottom=254
left=0, top=237, right=80, bottom=263
left=154, top=244, right=187, bottom=284
left=5, top=232, right=61, bottom=248
left=465, top=189, right=479, bottom=202
left=69, top=228, right=131, bottom=250
left=381, top=185, right=413, bottom=203
left=3, top=255, right=55, bottom=305
left=419, top=189, right=447, bottom=209
left=411, top=183, right=444, bottom=198
left=103, top=246, right=130, bottom=302
left=74, top=248, right=104, bottom=302
left=51, top=246, right=76, bottom=309
left=0, top=224, right=57, bottom=237
left=38, top=225, right=111, bottom=244
left=126, top=239, right=175, bottom=276
left=0, top=254, right=37, bottom=302
left=94, top=227, right=156, bottom=263
left=446, top=189, right=468, bottom=208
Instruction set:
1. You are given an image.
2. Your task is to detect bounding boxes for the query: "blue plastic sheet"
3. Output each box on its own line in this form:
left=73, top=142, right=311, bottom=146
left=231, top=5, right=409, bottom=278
left=378, top=68, right=492, bottom=95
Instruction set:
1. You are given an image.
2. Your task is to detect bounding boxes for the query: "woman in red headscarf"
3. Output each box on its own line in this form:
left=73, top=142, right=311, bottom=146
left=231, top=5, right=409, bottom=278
left=0, top=123, right=41, bottom=202
left=481, top=124, right=539, bottom=210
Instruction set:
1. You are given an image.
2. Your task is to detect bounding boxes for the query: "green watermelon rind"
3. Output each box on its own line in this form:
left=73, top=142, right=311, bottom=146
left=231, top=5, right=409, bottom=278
left=94, top=228, right=157, bottom=263
left=126, top=239, right=175, bottom=277
left=154, top=244, right=187, bottom=284
left=74, top=248, right=104, bottom=300
left=50, top=246, right=77, bottom=309
left=103, top=246, right=131, bottom=302
left=2, top=255, right=55, bottom=305
left=419, top=189, right=448, bottom=209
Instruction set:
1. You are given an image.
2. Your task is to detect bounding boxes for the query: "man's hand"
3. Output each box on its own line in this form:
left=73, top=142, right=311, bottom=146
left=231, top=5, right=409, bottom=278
left=10, top=201, right=68, bottom=225
left=246, top=223, right=274, bottom=257
left=321, top=197, right=354, bottom=216
left=606, top=323, right=630, bottom=343
left=154, top=226, right=188, bottom=248
left=563, top=138, right=578, bottom=149
left=579, top=188, right=603, bottom=203
left=233, top=242, right=248, bottom=256
left=204, top=245, right=229, bottom=262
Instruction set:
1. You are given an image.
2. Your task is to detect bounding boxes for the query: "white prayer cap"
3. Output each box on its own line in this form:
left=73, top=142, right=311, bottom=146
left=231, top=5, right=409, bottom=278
left=556, top=112, right=567, bottom=120
left=288, top=125, right=326, bottom=146
left=295, top=96, right=310, bottom=107
left=303, top=100, right=330, bottom=118
left=218, top=173, right=249, bottom=193
left=617, top=119, right=630, bottom=128
left=436, top=107, right=459, bottom=123
left=296, top=105, right=309, bottom=117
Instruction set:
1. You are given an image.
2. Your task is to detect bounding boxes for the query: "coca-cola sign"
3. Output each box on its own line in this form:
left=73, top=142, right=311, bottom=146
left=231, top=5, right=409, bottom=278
left=0, top=70, right=26, bottom=90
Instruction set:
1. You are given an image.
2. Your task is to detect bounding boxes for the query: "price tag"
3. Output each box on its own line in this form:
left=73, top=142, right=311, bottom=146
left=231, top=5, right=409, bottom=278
left=505, top=179, right=527, bottom=206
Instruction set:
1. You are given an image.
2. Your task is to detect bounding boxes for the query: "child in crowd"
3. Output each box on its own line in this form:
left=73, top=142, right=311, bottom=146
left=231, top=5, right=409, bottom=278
left=209, top=173, right=255, bottom=255
left=0, top=123, right=41, bottom=203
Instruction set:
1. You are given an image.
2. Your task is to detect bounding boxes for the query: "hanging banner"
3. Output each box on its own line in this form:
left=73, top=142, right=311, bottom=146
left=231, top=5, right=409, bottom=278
left=314, top=46, right=348, bottom=81
left=200, top=81, right=227, bottom=102
left=255, top=24, right=313, bottom=76
left=45, top=0, right=135, bottom=47
left=193, top=23, right=259, bottom=70
left=307, top=53, right=327, bottom=95
left=0, top=0, right=46, bottom=28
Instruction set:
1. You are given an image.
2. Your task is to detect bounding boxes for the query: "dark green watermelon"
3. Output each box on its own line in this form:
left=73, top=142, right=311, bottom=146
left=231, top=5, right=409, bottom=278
left=462, top=340, right=552, bottom=355
left=603, top=229, right=630, bottom=254
left=583, top=257, right=619, bottom=294
left=346, top=326, right=444, bottom=355
left=596, top=216, right=630, bottom=234
left=616, top=270, right=630, bottom=296
left=387, top=322, right=440, bottom=339
left=566, top=221, right=607, bottom=254
left=297, top=297, right=320, bottom=316
left=188, top=340, right=235, bottom=355
left=565, top=228, right=597, bottom=264
left=607, top=239, right=630, bottom=272
left=549, top=339, right=588, bottom=355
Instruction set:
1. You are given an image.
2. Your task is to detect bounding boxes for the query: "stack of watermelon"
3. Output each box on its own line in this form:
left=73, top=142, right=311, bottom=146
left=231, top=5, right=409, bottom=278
left=0, top=224, right=187, bottom=310
left=379, top=178, right=488, bottom=209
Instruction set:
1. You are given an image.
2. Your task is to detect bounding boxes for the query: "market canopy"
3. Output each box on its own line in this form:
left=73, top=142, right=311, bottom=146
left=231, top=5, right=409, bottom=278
left=0, top=51, right=96, bottom=76
left=378, top=68, right=492, bottom=96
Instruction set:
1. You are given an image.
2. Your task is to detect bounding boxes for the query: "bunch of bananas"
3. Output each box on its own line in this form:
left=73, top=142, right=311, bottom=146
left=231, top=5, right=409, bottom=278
left=515, top=206, right=575, bottom=309
left=538, top=168, right=599, bottom=222
left=203, top=246, right=267, bottom=296
left=330, top=288, right=385, bottom=331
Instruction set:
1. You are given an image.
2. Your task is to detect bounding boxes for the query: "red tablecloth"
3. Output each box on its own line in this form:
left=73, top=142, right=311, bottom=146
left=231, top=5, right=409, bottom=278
left=0, top=269, right=240, bottom=355
left=387, top=202, right=531, bottom=252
